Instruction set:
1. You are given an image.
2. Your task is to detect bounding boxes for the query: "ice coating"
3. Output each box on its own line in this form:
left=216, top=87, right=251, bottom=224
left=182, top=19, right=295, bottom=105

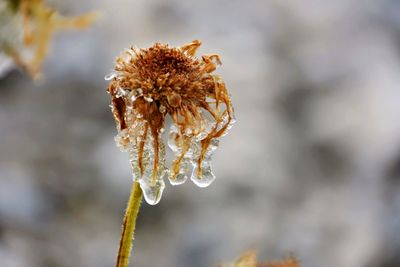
left=104, top=72, right=116, bottom=81
left=167, top=123, right=227, bottom=188
left=113, top=92, right=167, bottom=205
left=107, top=40, right=235, bottom=204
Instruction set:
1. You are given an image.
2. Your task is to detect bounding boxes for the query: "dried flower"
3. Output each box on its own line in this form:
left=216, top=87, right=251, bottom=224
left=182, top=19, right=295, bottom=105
left=0, top=0, right=96, bottom=78
left=106, top=40, right=235, bottom=204
left=219, top=251, right=300, bottom=267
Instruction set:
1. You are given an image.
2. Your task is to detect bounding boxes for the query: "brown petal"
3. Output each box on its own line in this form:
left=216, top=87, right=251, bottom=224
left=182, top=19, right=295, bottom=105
left=167, top=91, right=182, bottom=108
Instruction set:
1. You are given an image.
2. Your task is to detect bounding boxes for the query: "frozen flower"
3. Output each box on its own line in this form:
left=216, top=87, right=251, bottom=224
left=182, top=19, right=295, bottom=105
left=0, top=0, right=96, bottom=78
left=106, top=40, right=235, bottom=204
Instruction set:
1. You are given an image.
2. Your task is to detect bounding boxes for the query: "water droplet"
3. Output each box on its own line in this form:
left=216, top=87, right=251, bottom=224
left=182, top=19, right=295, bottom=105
left=136, top=88, right=143, bottom=95
left=159, top=105, right=166, bottom=113
left=114, top=129, right=130, bottom=151
left=104, top=72, right=116, bottom=80
left=191, top=161, right=216, bottom=188
left=139, top=179, right=165, bottom=205
left=116, top=87, right=127, bottom=98
left=144, top=96, right=153, bottom=102
left=184, top=128, right=193, bottom=136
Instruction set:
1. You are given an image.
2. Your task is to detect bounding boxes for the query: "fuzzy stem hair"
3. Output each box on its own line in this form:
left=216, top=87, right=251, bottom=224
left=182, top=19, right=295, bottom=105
left=116, top=181, right=143, bottom=267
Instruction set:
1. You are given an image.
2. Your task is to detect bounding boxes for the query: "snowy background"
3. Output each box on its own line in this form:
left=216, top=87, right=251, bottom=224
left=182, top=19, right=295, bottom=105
left=1, top=0, right=400, bottom=267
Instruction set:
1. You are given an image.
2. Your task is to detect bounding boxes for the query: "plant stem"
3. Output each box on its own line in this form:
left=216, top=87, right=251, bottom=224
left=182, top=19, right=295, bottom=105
left=116, top=181, right=143, bottom=267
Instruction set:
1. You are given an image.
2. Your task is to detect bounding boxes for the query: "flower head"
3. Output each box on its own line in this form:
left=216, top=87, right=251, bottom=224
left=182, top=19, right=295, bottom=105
left=219, top=251, right=300, bottom=267
left=106, top=40, right=235, bottom=204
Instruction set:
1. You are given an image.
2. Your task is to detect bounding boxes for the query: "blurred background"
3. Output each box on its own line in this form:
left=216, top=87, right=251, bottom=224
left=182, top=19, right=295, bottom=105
left=1, top=0, right=400, bottom=266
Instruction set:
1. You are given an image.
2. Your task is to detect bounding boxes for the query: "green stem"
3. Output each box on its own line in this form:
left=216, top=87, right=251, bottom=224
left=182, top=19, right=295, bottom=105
left=116, top=181, right=143, bottom=267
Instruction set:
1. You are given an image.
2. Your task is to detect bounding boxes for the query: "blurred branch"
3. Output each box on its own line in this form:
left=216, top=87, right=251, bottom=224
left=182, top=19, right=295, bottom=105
left=1, top=0, right=98, bottom=79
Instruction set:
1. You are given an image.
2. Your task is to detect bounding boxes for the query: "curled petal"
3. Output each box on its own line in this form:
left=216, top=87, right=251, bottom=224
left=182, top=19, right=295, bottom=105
left=179, top=39, right=202, bottom=57
left=202, top=54, right=222, bottom=73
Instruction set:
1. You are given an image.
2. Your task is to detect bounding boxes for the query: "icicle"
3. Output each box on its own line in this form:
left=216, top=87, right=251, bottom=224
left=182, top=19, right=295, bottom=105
left=169, top=158, right=190, bottom=185
left=191, top=160, right=216, bottom=188
left=139, top=168, right=166, bottom=204
left=134, top=134, right=167, bottom=205
left=167, top=124, right=195, bottom=185
left=104, top=71, right=116, bottom=80
left=189, top=138, right=219, bottom=187
left=139, top=179, right=165, bottom=205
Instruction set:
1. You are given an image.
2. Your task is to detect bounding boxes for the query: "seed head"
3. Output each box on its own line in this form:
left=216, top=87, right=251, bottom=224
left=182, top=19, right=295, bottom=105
left=106, top=40, right=235, bottom=204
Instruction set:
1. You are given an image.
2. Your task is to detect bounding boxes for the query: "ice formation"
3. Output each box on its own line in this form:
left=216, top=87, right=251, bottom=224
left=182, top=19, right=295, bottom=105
left=106, top=40, right=235, bottom=204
